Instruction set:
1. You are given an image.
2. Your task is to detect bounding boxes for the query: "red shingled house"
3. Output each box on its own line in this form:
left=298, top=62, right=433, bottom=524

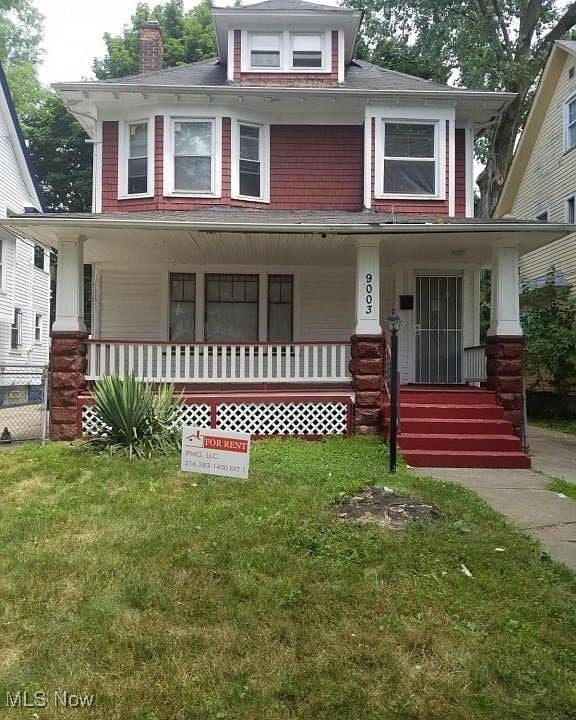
left=2, top=0, right=571, bottom=466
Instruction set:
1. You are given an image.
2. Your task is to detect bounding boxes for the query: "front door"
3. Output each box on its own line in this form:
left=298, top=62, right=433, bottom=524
left=415, top=275, right=463, bottom=384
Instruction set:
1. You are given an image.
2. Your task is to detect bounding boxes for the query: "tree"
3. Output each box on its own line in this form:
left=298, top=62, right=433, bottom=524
left=0, top=0, right=43, bottom=67
left=93, top=0, right=216, bottom=80
left=344, top=0, right=576, bottom=216
left=521, top=271, right=576, bottom=398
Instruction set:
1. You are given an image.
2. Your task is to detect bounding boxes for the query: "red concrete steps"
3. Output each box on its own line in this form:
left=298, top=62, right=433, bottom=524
left=397, top=386, right=530, bottom=469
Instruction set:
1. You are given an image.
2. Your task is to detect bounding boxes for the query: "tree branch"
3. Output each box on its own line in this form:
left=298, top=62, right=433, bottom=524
left=536, top=1, right=576, bottom=56
left=491, top=0, right=513, bottom=56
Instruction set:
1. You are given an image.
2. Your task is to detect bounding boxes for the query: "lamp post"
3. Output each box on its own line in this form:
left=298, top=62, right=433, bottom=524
left=386, top=311, right=401, bottom=474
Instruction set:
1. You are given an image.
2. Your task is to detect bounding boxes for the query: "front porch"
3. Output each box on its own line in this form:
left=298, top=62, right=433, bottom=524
left=2, top=209, right=569, bottom=446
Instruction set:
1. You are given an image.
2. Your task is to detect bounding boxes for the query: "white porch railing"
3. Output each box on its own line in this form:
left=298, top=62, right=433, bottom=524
left=86, top=340, right=352, bottom=384
left=463, top=345, right=487, bottom=383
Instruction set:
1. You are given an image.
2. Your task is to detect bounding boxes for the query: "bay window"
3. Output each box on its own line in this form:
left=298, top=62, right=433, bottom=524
left=169, top=273, right=196, bottom=341
left=291, top=33, right=323, bottom=68
left=173, top=120, right=214, bottom=194
left=249, top=33, right=281, bottom=68
left=382, top=122, right=437, bottom=196
left=204, top=274, right=259, bottom=342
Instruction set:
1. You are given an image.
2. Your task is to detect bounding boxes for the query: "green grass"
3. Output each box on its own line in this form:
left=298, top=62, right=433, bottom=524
left=549, top=477, right=576, bottom=501
left=0, top=438, right=575, bottom=720
left=529, top=417, right=576, bottom=435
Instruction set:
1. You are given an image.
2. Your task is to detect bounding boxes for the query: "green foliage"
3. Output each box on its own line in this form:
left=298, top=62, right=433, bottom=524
left=91, top=374, right=181, bottom=459
left=480, top=269, right=491, bottom=343
left=93, top=0, right=216, bottom=80
left=0, top=0, right=43, bottom=67
left=521, top=270, right=576, bottom=397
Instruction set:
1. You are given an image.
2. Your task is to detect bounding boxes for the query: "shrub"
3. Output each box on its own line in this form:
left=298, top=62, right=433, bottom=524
left=90, top=374, right=181, bottom=459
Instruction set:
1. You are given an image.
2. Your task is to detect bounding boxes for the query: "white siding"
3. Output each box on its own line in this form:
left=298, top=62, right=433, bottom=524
left=513, top=53, right=576, bottom=287
left=0, top=100, right=36, bottom=217
left=299, top=267, right=355, bottom=340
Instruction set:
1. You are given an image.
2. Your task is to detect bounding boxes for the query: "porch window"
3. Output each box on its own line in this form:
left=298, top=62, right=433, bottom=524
left=268, top=275, right=293, bottom=342
left=173, top=120, right=214, bottom=194
left=127, top=121, right=149, bottom=195
left=169, top=273, right=196, bottom=341
left=383, top=122, right=437, bottom=195
left=205, top=273, right=258, bottom=342
left=291, top=33, right=323, bottom=68
left=249, top=33, right=281, bottom=68
left=565, top=94, right=576, bottom=151
left=238, top=123, right=262, bottom=199
left=11, top=308, right=22, bottom=350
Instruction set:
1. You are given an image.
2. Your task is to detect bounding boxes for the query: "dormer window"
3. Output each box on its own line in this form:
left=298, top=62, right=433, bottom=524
left=118, top=118, right=154, bottom=198
left=291, top=33, right=323, bottom=68
left=249, top=33, right=281, bottom=68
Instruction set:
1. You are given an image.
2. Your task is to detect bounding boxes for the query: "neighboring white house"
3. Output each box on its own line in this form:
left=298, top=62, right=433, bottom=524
left=0, top=62, right=49, bottom=405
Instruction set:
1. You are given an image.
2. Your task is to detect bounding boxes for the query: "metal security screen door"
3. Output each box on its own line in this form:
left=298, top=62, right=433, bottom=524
left=415, top=275, right=463, bottom=384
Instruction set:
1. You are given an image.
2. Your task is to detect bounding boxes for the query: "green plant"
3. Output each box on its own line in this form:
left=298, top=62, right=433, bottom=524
left=521, top=270, right=576, bottom=398
left=90, top=374, right=181, bottom=459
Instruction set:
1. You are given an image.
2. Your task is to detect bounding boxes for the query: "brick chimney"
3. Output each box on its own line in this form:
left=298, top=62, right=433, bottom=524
left=139, top=21, right=164, bottom=73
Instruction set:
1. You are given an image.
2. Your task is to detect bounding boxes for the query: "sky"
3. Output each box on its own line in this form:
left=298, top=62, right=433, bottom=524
left=34, top=0, right=340, bottom=85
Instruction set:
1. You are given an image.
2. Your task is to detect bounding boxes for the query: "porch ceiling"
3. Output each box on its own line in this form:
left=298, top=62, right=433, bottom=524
left=1, top=210, right=572, bottom=266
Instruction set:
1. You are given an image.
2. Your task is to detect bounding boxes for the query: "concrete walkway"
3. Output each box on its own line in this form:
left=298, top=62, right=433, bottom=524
left=415, top=424, right=576, bottom=570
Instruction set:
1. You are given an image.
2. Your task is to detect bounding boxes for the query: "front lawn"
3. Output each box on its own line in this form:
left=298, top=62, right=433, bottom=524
left=0, top=439, right=575, bottom=719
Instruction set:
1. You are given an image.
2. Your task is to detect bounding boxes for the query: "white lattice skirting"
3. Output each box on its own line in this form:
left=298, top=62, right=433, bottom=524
left=81, top=398, right=350, bottom=437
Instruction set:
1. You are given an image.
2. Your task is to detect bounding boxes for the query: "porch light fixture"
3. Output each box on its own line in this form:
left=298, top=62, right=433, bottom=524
left=386, top=311, right=401, bottom=474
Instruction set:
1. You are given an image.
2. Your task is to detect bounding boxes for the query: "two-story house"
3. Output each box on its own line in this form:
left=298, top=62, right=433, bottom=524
left=0, top=62, right=50, bottom=408
left=496, top=40, right=576, bottom=293
left=2, top=0, right=571, bottom=467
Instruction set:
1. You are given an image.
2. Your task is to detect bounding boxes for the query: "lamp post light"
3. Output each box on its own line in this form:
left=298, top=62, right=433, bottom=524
left=386, top=311, right=401, bottom=474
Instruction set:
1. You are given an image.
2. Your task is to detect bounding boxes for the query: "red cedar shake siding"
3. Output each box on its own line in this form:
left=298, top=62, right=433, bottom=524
left=455, top=128, right=466, bottom=217
left=232, top=29, right=339, bottom=86
left=101, top=120, right=364, bottom=212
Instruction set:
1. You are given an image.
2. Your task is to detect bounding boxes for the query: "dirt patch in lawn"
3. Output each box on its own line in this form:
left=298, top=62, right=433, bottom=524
left=335, top=486, right=440, bottom=529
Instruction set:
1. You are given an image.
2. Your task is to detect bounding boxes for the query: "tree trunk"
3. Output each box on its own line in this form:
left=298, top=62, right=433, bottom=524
left=477, top=93, right=524, bottom=217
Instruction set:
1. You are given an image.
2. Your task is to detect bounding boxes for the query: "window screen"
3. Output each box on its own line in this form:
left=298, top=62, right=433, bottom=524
left=127, top=121, right=148, bottom=195
left=383, top=122, right=436, bottom=195
left=292, top=34, right=322, bottom=68
left=268, top=275, right=293, bottom=342
left=205, top=274, right=258, bottom=342
left=239, top=124, right=261, bottom=198
left=174, top=121, right=213, bottom=193
left=170, top=273, right=196, bottom=341
left=250, top=34, right=281, bottom=68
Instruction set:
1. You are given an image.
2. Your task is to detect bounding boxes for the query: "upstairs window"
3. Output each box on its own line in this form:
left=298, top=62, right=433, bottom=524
left=249, top=33, right=281, bottom=68
left=382, top=121, right=437, bottom=196
left=11, top=308, right=22, bottom=350
left=34, top=314, right=42, bottom=343
left=34, top=245, right=45, bottom=270
left=567, top=195, right=576, bottom=224
left=239, top=124, right=261, bottom=198
left=127, top=121, right=149, bottom=194
left=173, top=120, right=214, bottom=194
left=291, top=33, right=323, bottom=69
left=565, top=94, right=576, bottom=151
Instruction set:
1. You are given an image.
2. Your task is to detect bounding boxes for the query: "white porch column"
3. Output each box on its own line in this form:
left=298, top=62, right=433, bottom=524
left=355, top=241, right=381, bottom=335
left=52, top=236, right=86, bottom=333
left=487, top=244, right=522, bottom=337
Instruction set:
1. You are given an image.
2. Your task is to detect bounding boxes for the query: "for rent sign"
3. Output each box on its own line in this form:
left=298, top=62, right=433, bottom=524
left=181, top=427, right=251, bottom=479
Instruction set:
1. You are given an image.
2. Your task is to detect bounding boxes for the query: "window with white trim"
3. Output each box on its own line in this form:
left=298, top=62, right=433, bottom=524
left=205, top=273, right=259, bottom=342
left=291, top=33, right=323, bottom=68
left=169, top=273, right=196, bottom=341
left=34, top=245, right=45, bottom=270
left=268, top=275, right=293, bottom=342
left=382, top=121, right=437, bottom=196
left=172, top=119, right=214, bottom=193
left=249, top=33, right=281, bottom=68
left=11, top=308, right=22, bottom=350
left=565, top=94, right=576, bottom=151
left=567, top=195, right=575, bottom=224
left=239, top=123, right=262, bottom=199
left=0, top=239, right=3, bottom=289
left=126, top=121, right=149, bottom=195
left=34, top=314, right=42, bottom=343
left=535, top=210, right=549, bottom=222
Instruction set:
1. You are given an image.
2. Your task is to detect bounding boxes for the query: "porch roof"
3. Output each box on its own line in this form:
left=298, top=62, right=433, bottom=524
left=2, top=209, right=572, bottom=266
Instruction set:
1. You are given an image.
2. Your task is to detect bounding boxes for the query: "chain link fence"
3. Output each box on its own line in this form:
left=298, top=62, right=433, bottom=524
left=0, top=365, right=48, bottom=444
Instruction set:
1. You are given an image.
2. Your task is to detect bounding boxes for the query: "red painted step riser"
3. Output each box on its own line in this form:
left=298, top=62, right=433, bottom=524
left=401, top=420, right=513, bottom=435
left=400, top=436, right=522, bottom=452
left=400, top=393, right=497, bottom=405
left=400, top=405, right=504, bottom=419
left=402, top=452, right=531, bottom=469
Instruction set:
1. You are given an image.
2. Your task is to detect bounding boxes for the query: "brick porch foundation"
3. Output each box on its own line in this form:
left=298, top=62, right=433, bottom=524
left=349, top=334, right=384, bottom=435
left=49, top=331, right=88, bottom=441
left=485, top=335, right=524, bottom=438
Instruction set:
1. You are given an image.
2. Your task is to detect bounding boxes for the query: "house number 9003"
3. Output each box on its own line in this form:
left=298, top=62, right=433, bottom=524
left=365, top=273, right=373, bottom=315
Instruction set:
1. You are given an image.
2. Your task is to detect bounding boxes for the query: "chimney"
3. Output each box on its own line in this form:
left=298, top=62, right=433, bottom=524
left=138, top=21, right=164, bottom=73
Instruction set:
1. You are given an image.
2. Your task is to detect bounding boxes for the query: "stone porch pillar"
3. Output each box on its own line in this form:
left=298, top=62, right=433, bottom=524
left=486, top=244, right=524, bottom=438
left=50, top=237, right=88, bottom=441
left=350, top=241, right=384, bottom=434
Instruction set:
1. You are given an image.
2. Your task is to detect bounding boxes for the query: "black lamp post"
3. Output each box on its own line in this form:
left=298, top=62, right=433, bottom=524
left=386, top=311, right=401, bottom=473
